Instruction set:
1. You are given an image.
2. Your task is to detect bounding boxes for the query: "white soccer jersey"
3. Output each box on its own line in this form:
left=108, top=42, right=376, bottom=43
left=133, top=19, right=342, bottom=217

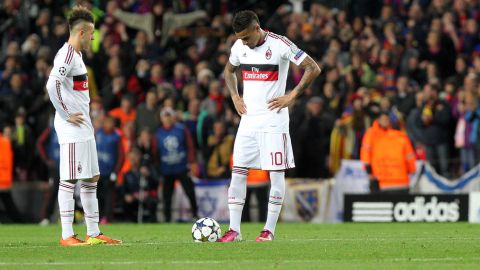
left=229, top=32, right=308, bottom=133
left=46, top=43, right=94, bottom=144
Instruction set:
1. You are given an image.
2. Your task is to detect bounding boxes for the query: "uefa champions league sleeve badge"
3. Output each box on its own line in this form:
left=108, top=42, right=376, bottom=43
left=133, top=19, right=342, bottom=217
left=59, top=66, right=67, bottom=76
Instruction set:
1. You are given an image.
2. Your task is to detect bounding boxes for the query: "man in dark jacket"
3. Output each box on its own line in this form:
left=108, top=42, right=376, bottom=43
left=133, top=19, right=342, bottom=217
left=135, top=90, right=158, bottom=133
left=416, top=84, right=452, bottom=177
left=295, top=97, right=335, bottom=178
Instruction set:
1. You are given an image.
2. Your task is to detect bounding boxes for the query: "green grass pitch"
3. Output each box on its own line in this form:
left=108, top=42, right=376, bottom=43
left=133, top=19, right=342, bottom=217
left=0, top=223, right=479, bottom=269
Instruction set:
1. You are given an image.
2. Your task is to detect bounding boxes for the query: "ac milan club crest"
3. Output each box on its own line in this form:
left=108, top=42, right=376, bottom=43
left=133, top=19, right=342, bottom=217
left=77, top=163, right=82, bottom=174
left=265, top=47, right=272, bottom=60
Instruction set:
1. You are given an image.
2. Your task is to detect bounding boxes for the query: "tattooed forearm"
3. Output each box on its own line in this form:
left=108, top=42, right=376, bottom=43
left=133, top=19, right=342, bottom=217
left=291, top=56, right=321, bottom=97
left=224, top=62, right=239, bottom=97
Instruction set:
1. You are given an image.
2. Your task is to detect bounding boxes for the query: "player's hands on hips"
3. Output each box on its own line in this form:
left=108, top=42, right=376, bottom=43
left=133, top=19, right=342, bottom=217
left=67, top=112, right=85, bottom=126
left=268, top=92, right=296, bottom=112
left=232, top=95, right=247, bottom=115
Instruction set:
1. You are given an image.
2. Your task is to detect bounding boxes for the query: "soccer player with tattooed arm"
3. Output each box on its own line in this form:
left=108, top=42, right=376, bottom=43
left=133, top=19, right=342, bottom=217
left=218, top=10, right=321, bottom=242
left=45, top=6, right=121, bottom=246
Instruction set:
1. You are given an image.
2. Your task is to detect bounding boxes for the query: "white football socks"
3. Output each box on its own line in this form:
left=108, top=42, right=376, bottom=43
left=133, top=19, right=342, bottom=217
left=228, top=167, right=248, bottom=233
left=264, top=171, right=285, bottom=235
left=58, top=181, right=75, bottom=239
left=80, top=181, right=100, bottom=237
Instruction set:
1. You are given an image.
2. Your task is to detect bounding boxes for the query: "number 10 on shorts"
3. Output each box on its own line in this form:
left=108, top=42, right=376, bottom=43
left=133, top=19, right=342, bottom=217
left=270, top=152, right=283, bottom=166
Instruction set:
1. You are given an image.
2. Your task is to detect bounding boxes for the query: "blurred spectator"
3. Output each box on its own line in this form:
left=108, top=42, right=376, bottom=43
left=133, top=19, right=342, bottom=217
left=196, top=68, right=214, bottom=96
left=342, top=51, right=376, bottom=89
left=202, top=80, right=224, bottom=116
left=117, top=121, right=136, bottom=185
left=379, top=96, right=403, bottom=129
left=206, top=119, right=234, bottom=179
left=197, top=102, right=216, bottom=161
left=135, top=89, right=158, bottom=133
left=329, top=93, right=373, bottom=174
left=109, top=94, right=137, bottom=130
left=101, top=59, right=124, bottom=110
left=136, top=128, right=156, bottom=170
left=96, top=116, right=124, bottom=224
left=376, top=49, right=397, bottom=95
left=421, top=30, right=456, bottom=79
left=1, top=73, right=34, bottom=125
left=123, top=148, right=158, bottom=223
left=150, top=62, right=165, bottom=85
left=90, top=96, right=105, bottom=127
left=0, top=125, right=22, bottom=223
left=417, top=84, right=452, bottom=177
left=0, top=56, right=20, bottom=94
left=111, top=2, right=207, bottom=46
left=320, top=82, right=343, bottom=117
left=295, top=97, right=334, bottom=178
left=361, top=113, right=416, bottom=193
left=11, top=108, right=33, bottom=182
left=452, top=55, right=469, bottom=87
left=463, top=91, right=480, bottom=167
left=183, top=98, right=201, bottom=149
left=155, top=107, right=198, bottom=222
left=392, top=76, right=416, bottom=118
left=36, top=118, right=60, bottom=225
left=406, top=91, right=427, bottom=157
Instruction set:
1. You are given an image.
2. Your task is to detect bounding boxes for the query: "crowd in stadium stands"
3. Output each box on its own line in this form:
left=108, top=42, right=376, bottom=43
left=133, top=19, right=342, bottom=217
left=1, top=0, right=480, bottom=222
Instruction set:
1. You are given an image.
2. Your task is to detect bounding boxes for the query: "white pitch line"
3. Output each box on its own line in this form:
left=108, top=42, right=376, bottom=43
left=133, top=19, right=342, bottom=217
left=0, top=257, right=473, bottom=266
left=1, top=237, right=479, bottom=249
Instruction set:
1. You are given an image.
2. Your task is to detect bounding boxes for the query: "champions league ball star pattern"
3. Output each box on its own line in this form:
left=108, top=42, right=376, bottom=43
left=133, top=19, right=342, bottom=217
left=59, top=66, right=67, bottom=76
left=191, top=217, right=221, bottom=242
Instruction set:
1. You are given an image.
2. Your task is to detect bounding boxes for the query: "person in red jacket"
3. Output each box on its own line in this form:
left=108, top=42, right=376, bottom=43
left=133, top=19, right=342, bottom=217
left=361, top=112, right=416, bottom=193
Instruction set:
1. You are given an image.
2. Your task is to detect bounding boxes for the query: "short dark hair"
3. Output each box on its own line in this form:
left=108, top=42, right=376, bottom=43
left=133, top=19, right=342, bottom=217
left=68, top=5, right=94, bottom=30
left=378, top=111, right=390, bottom=118
left=232, top=10, right=259, bottom=33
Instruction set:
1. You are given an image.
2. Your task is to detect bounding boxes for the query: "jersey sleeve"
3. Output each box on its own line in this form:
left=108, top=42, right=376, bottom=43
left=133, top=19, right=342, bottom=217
left=228, top=39, right=242, bottom=66
left=278, top=36, right=308, bottom=66
left=50, top=46, right=75, bottom=82
left=45, top=77, right=71, bottom=121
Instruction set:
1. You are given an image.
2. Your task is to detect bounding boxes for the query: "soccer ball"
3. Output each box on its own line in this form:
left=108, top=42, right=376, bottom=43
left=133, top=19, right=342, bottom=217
left=191, top=217, right=221, bottom=242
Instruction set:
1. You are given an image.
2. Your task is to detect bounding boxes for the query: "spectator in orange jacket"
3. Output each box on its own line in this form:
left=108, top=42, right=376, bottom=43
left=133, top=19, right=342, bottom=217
left=360, top=113, right=416, bottom=193
left=0, top=125, right=22, bottom=223
left=109, top=95, right=137, bottom=130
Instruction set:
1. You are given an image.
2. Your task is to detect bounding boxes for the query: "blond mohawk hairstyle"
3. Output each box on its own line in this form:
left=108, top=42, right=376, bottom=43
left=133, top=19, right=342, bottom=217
left=67, top=5, right=94, bottom=31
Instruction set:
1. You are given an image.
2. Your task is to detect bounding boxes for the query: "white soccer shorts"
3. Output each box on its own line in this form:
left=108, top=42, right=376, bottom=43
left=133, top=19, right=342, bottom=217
left=59, top=139, right=100, bottom=181
left=232, top=131, right=295, bottom=171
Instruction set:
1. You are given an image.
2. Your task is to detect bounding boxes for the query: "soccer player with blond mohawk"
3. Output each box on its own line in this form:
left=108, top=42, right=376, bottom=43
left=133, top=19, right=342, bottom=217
left=45, top=5, right=121, bottom=246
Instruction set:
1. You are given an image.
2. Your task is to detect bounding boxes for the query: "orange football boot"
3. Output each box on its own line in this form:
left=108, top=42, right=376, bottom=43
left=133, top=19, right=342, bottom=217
left=59, top=235, right=89, bottom=246
left=85, top=233, right=122, bottom=245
